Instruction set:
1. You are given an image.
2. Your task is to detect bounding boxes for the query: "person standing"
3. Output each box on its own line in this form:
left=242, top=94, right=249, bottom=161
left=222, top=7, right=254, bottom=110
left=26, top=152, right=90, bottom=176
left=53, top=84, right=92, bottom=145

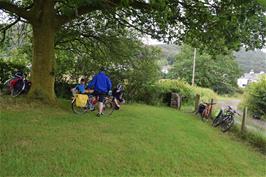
left=87, top=67, right=112, bottom=117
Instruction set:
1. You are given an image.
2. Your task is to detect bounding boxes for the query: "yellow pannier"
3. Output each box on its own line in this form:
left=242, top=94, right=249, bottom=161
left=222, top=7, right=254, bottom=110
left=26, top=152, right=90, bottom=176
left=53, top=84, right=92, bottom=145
left=75, top=94, right=88, bottom=107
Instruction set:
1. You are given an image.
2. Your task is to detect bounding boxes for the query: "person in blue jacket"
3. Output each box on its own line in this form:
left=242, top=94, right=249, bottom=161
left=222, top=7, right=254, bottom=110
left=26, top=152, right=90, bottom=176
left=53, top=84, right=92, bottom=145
left=87, top=67, right=112, bottom=117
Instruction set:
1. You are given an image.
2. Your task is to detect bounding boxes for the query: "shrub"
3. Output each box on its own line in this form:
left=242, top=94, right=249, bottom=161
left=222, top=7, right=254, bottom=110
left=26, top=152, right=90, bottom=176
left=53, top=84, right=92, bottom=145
left=55, top=82, right=74, bottom=99
left=54, top=79, right=218, bottom=106
left=191, top=86, right=218, bottom=102
left=242, top=75, right=266, bottom=120
left=125, top=79, right=218, bottom=106
left=159, top=79, right=218, bottom=104
left=231, top=126, right=266, bottom=154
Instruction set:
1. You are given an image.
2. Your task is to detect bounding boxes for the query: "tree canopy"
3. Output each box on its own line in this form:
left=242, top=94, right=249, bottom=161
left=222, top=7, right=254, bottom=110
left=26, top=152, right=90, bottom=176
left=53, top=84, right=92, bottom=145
left=0, top=0, right=265, bottom=101
left=1, top=0, right=265, bottom=51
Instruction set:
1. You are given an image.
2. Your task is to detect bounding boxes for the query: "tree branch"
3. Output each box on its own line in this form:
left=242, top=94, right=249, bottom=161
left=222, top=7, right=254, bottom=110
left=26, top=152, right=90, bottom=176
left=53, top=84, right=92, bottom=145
left=56, top=0, right=150, bottom=26
left=0, top=17, right=20, bottom=44
left=0, top=1, right=32, bottom=21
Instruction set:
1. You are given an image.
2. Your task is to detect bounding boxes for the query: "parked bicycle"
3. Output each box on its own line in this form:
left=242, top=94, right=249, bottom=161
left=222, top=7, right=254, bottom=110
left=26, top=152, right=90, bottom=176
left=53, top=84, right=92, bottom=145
left=71, top=94, right=116, bottom=115
left=196, top=101, right=216, bottom=121
left=1, top=71, right=31, bottom=97
left=212, top=106, right=240, bottom=132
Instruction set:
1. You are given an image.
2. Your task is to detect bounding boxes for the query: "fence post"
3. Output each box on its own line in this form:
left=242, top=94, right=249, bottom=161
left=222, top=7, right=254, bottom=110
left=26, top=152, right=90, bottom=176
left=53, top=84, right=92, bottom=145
left=178, top=96, right=182, bottom=110
left=194, top=94, right=200, bottom=112
left=208, top=98, right=214, bottom=119
left=241, top=107, right=247, bottom=133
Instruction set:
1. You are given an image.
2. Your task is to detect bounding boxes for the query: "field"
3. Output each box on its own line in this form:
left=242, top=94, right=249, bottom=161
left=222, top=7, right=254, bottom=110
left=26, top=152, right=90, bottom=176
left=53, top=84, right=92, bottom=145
left=0, top=98, right=265, bottom=176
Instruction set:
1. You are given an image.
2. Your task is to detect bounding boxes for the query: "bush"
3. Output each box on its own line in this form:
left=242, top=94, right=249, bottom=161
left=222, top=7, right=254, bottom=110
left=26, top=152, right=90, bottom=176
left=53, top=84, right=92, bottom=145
left=242, top=76, right=266, bottom=120
left=54, top=79, right=218, bottom=106
left=231, top=126, right=266, bottom=154
left=55, top=82, right=74, bottom=99
left=125, top=79, right=218, bottom=106
left=159, top=79, right=218, bottom=104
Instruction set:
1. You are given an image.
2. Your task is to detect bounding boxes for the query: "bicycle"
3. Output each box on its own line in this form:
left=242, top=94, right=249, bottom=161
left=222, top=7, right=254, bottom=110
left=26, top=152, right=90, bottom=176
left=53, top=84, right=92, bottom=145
left=196, top=101, right=216, bottom=121
left=1, top=73, right=31, bottom=97
left=212, top=106, right=240, bottom=132
left=71, top=94, right=115, bottom=115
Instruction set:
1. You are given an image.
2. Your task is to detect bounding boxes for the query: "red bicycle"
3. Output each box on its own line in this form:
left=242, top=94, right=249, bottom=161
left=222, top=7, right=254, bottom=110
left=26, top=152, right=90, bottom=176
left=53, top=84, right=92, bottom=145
left=197, top=102, right=216, bottom=121
left=1, top=72, right=31, bottom=97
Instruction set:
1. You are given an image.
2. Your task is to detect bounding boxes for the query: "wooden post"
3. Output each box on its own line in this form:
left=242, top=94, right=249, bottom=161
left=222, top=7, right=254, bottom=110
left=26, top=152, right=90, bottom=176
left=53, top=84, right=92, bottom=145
left=208, top=99, right=214, bottom=119
left=176, top=94, right=181, bottom=110
left=194, top=94, right=200, bottom=112
left=178, top=96, right=182, bottom=110
left=241, top=107, right=247, bottom=132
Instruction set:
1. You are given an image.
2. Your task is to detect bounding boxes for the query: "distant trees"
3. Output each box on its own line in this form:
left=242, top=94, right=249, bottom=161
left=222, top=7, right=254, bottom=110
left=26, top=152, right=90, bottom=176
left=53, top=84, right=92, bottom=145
left=168, top=45, right=241, bottom=94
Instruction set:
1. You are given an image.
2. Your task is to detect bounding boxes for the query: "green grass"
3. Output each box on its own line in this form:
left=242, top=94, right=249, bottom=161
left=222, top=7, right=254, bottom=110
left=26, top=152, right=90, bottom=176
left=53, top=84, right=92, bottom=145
left=0, top=98, right=266, bottom=177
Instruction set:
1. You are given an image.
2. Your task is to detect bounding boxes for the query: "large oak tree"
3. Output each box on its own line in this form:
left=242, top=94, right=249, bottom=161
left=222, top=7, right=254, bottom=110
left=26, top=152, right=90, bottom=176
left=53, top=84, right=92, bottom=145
left=0, top=0, right=265, bottom=102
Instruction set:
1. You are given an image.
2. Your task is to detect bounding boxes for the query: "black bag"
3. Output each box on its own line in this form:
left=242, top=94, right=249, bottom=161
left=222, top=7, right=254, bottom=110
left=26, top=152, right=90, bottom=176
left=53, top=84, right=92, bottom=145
left=197, top=103, right=206, bottom=114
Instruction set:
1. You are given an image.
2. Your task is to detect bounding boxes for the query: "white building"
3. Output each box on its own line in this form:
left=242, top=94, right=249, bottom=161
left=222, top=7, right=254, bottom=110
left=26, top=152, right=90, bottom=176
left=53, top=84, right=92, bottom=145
left=237, top=70, right=265, bottom=88
left=161, top=65, right=172, bottom=74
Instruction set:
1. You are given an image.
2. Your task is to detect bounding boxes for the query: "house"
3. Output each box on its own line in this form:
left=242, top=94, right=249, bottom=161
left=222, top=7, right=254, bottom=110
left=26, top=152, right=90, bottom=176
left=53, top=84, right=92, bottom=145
left=237, top=70, right=265, bottom=88
left=161, top=65, right=172, bottom=74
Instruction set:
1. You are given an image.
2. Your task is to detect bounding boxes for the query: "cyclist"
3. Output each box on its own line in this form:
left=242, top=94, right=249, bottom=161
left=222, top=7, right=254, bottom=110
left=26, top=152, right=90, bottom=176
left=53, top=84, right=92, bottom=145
left=112, top=83, right=125, bottom=110
left=71, top=78, right=87, bottom=95
left=87, top=67, right=112, bottom=117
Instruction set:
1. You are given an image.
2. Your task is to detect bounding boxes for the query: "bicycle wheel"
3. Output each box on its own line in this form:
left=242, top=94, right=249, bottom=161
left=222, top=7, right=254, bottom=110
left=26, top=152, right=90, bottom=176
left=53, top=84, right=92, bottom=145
left=72, top=99, right=87, bottom=114
left=212, top=110, right=223, bottom=127
left=220, top=118, right=234, bottom=132
left=212, top=116, right=222, bottom=127
left=1, top=79, right=11, bottom=95
left=11, top=79, right=25, bottom=97
left=103, top=101, right=115, bottom=115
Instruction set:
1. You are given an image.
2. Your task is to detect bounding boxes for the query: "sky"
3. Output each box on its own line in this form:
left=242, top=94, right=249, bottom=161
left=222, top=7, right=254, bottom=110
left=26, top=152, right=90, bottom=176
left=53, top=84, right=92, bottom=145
left=142, top=36, right=266, bottom=53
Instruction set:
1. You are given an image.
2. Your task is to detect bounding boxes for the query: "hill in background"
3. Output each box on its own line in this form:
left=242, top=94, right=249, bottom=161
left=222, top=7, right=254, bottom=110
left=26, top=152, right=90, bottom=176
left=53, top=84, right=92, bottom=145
left=155, top=44, right=266, bottom=73
left=234, top=49, right=266, bottom=73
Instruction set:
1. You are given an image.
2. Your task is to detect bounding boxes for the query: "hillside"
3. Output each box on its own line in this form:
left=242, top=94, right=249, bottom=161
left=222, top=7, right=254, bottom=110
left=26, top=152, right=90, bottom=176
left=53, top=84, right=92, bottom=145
left=1, top=98, right=265, bottom=176
left=156, top=44, right=266, bottom=73
left=234, top=49, right=266, bottom=73
left=155, top=44, right=180, bottom=66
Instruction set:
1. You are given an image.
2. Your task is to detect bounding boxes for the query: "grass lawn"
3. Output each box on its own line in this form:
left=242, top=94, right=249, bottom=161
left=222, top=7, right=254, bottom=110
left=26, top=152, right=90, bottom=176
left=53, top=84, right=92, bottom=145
left=0, top=98, right=265, bottom=177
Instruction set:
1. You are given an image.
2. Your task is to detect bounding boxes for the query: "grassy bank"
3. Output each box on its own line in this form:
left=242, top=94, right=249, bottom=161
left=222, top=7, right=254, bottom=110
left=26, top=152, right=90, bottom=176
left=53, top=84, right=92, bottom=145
left=0, top=98, right=265, bottom=176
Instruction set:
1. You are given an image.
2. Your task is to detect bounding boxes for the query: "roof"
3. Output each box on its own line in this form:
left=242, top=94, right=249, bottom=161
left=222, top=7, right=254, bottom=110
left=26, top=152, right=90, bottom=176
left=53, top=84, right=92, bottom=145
left=239, top=70, right=265, bottom=81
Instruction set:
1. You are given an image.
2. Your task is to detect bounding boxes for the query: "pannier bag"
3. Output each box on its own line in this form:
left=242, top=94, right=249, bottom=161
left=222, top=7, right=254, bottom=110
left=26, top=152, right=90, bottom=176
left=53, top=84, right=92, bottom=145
left=197, top=103, right=206, bottom=114
left=75, top=94, right=88, bottom=107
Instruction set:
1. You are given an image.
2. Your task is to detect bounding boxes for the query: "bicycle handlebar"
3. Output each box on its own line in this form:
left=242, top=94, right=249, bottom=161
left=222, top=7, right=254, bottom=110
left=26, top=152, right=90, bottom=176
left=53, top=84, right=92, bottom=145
left=203, top=102, right=216, bottom=105
left=226, top=105, right=240, bottom=115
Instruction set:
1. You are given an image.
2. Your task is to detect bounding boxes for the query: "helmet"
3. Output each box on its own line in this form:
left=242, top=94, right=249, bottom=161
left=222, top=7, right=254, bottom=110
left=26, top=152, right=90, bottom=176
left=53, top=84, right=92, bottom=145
left=117, top=83, right=124, bottom=91
left=100, top=67, right=106, bottom=72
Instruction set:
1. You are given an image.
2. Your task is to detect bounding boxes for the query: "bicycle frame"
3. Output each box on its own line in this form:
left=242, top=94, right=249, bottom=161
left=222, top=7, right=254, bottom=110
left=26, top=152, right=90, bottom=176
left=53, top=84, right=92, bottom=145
left=72, top=94, right=115, bottom=115
left=200, top=102, right=216, bottom=120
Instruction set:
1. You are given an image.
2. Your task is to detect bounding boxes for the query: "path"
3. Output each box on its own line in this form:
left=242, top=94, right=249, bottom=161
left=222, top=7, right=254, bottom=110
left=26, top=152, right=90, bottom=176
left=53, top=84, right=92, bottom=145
left=215, top=98, right=266, bottom=134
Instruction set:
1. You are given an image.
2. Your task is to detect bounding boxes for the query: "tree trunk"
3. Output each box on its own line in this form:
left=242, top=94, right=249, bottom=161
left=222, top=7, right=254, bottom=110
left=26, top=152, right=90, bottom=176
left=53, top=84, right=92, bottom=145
left=28, top=0, right=56, bottom=102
